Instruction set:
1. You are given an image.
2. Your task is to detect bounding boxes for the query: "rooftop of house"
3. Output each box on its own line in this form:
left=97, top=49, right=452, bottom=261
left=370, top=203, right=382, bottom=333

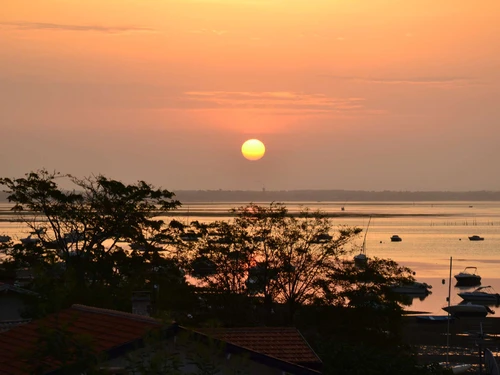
left=0, top=304, right=322, bottom=375
left=0, top=304, right=162, bottom=375
left=0, top=281, right=39, bottom=296
left=0, top=319, right=31, bottom=333
left=195, top=326, right=322, bottom=368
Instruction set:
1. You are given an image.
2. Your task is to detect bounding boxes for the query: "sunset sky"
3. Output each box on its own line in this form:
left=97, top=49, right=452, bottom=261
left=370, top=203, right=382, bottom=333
left=1, top=0, right=499, bottom=191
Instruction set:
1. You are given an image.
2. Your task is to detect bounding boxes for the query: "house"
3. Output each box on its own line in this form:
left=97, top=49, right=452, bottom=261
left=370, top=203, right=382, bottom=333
left=0, top=282, right=36, bottom=328
left=0, top=304, right=322, bottom=375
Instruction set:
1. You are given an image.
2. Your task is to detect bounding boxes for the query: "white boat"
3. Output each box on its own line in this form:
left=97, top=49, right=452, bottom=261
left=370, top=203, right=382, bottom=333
left=439, top=363, right=473, bottom=374
left=442, top=302, right=494, bottom=318
left=458, top=285, right=500, bottom=303
left=454, top=266, right=481, bottom=286
left=390, top=234, right=402, bottom=242
left=391, top=281, right=432, bottom=295
left=354, top=217, right=371, bottom=265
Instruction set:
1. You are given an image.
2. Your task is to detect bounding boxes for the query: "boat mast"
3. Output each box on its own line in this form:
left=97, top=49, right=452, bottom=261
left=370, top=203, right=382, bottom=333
left=361, top=216, right=372, bottom=255
left=446, top=256, right=452, bottom=365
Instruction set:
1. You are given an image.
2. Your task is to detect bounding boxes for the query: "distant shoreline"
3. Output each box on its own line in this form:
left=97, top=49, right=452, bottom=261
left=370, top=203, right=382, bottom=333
left=2, top=189, right=500, bottom=204
left=174, top=190, right=500, bottom=203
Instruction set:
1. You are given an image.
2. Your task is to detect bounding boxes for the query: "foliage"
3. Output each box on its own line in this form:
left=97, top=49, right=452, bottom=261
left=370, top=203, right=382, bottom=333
left=0, top=169, right=192, bottom=316
left=320, top=257, right=416, bottom=311
left=179, top=202, right=362, bottom=323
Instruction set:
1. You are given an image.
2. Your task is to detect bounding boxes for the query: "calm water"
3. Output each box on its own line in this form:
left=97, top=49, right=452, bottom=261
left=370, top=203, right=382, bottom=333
left=2, top=201, right=500, bottom=315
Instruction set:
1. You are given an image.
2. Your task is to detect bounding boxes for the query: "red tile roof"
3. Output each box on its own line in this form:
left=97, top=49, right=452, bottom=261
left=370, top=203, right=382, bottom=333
left=0, top=319, right=31, bottom=333
left=0, top=304, right=161, bottom=375
left=0, top=304, right=321, bottom=375
left=195, top=327, right=322, bottom=366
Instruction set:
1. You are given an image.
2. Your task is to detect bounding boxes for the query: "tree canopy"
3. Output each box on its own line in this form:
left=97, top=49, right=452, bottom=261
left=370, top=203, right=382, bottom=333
left=0, top=169, right=191, bottom=315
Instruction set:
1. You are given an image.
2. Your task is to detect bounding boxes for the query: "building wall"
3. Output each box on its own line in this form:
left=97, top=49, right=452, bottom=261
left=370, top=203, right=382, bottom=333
left=0, top=293, right=25, bottom=320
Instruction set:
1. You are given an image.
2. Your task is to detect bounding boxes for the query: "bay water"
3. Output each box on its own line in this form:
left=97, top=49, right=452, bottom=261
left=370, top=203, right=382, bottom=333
left=2, top=201, right=500, bottom=316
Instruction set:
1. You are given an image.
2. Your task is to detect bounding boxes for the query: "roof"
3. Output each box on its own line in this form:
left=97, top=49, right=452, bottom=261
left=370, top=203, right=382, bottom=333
left=0, top=304, right=321, bottom=375
left=0, top=282, right=39, bottom=296
left=0, top=304, right=161, bottom=375
left=195, top=326, right=322, bottom=367
left=0, top=319, right=31, bottom=333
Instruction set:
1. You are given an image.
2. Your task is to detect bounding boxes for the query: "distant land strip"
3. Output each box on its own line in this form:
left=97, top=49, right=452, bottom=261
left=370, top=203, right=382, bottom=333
left=173, top=190, right=500, bottom=202
left=2, top=189, right=500, bottom=203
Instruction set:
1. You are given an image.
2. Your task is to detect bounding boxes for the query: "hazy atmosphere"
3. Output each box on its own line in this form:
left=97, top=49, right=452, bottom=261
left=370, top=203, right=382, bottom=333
left=1, top=0, right=499, bottom=191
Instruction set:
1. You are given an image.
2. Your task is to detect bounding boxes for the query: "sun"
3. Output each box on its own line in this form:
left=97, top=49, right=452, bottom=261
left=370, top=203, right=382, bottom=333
left=241, top=139, right=266, bottom=161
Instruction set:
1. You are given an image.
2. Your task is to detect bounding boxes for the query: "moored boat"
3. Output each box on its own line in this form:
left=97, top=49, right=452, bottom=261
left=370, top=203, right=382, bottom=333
left=442, top=302, right=494, bottom=318
left=20, top=234, right=40, bottom=245
left=439, top=363, right=473, bottom=374
left=458, top=285, right=500, bottom=304
left=416, top=315, right=454, bottom=324
left=468, top=235, right=484, bottom=241
left=391, top=281, right=432, bottom=295
left=0, top=235, right=11, bottom=243
left=390, top=235, right=402, bottom=242
left=454, top=266, right=481, bottom=286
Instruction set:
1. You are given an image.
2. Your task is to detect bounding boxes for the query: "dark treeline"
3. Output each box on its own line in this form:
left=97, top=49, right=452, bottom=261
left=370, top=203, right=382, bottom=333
left=175, top=189, right=500, bottom=202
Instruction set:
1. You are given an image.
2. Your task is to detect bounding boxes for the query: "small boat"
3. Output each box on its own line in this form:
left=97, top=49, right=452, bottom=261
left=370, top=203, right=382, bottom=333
left=442, top=302, right=494, bottom=318
left=416, top=315, right=454, bottom=324
left=20, top=234, right=40, bottom=245
left=312, top=233, right=332, bottom=243
left=390, top=235, right=402, bottom=242
left=30, top=228, right=46, bottom=235
left=454, top=266, right=481, bottom=286
left=180, top=232, right=198, bottom=242
left=63, top=231, right=84, bottom=243
left=458, top=285, right=500, bottom=303
left=468, top=235, right=484, bottom=241
left=439, top=363, right=473, bottom=374
left=0, top=235, right=11, bottom=243
left=391, top=281, right=432, bottom=295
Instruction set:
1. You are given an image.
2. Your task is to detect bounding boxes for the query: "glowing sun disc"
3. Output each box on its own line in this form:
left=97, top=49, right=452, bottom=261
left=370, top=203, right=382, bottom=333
left=241, top=139, right=266, bottom=161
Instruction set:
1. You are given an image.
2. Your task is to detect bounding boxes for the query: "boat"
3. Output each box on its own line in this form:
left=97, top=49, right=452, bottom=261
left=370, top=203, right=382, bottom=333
left=458, top=285, right=500, bottom=304
left=20, top=234, right=40, bottom=245
left=468, top=235, right=484, bottom=241
left=0, top=235, right=11, bottom=243
left=390, top=235, right=402, bottom=242
left=354, top=217, right=371, bottom=265
left=416, top=315, right=454, bottom=324
left=312, top=233, right=332, bottom=243
left=391, top=281, right=432, bottom=295
left=180, top=232, right=198, bottom=242
left=63, top=231, right=84, bottom=243
left=440, top=257, right=475, bottom=373
left=442, top=302, right=494, bottom=318
left=439, top=363, right=473, bottom=374
left=454, top=266, right=481, bottom=286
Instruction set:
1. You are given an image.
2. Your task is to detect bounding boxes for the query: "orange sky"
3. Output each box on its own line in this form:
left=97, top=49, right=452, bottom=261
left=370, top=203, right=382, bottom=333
left=1, top=0, right=499, bottom=191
